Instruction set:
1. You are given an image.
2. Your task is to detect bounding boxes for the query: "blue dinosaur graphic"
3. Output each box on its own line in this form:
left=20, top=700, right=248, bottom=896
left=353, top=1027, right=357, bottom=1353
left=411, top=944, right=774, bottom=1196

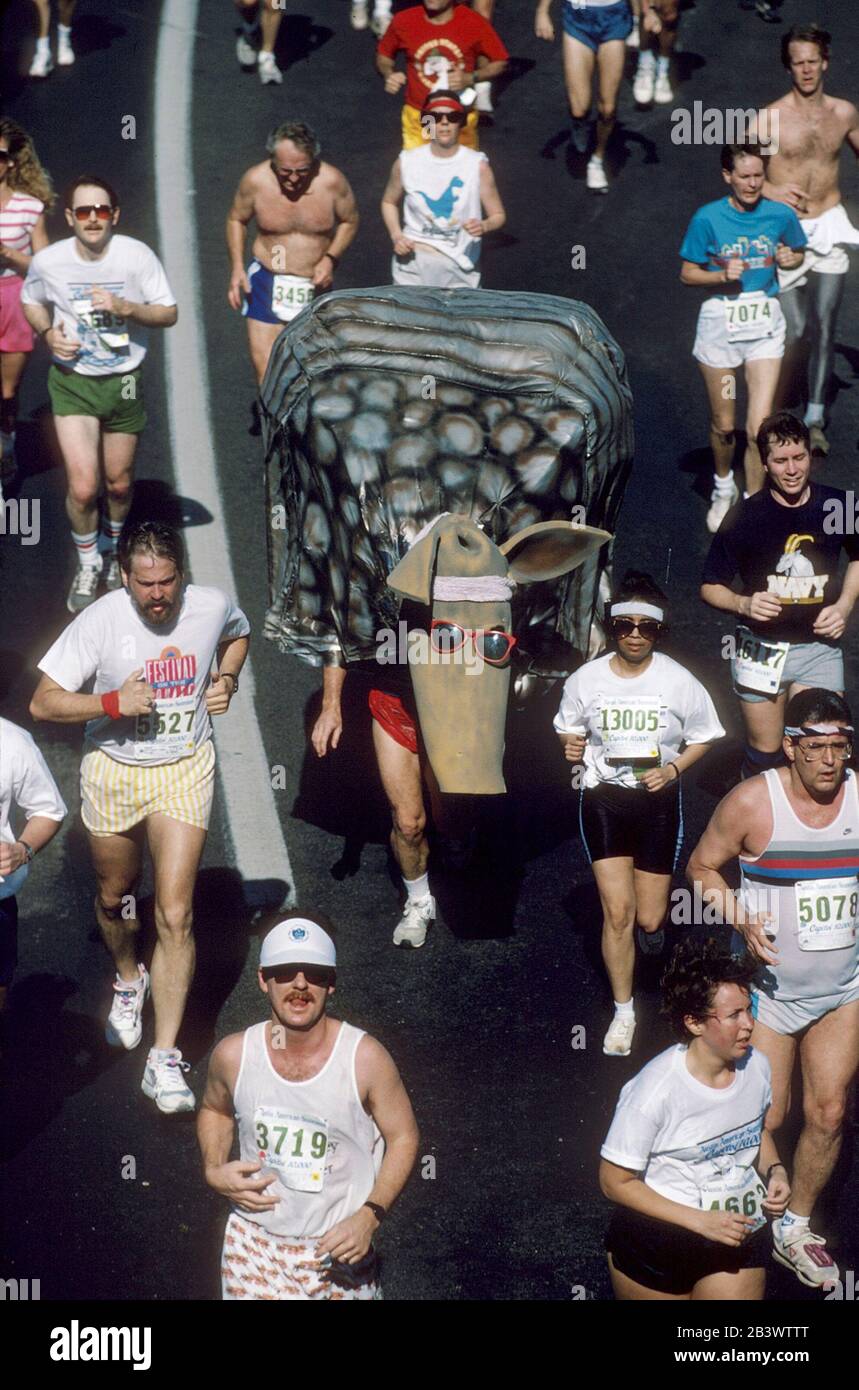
left=416, top=176, right=464, bottom=221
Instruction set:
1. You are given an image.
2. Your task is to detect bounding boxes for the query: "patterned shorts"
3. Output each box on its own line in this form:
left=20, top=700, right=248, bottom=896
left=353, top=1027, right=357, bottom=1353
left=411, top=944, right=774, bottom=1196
left=221, top=1212, right=382, bottom=1301
left=80, top=740, right=215, bottom=835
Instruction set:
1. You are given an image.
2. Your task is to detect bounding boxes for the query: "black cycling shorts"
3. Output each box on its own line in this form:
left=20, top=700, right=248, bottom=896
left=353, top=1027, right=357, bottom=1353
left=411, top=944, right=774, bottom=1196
left=606, top=1205, right=769, bottom=1296
left=0, top=895, right=18, bottom=987
left=579, top=780, right=682, bottom=875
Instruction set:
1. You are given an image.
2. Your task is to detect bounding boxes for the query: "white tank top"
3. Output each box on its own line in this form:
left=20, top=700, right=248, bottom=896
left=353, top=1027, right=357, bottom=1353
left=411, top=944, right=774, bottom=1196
left=400, top=144, right=486, bottom=270
left=233, top=1020, right=383, bottom=1238
left=739, top=769, right=859, bottom=1003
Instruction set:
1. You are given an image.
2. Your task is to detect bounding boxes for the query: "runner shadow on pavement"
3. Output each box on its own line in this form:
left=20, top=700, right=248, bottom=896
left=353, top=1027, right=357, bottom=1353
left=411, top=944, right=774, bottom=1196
left=0, top=972, right=119, bottom=1159
left=279, top=15, right=334, bottom=71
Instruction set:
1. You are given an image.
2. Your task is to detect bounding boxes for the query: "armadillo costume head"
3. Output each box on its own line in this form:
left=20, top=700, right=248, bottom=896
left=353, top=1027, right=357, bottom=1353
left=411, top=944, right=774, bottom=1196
left=388, top=514, right=610, bottom=794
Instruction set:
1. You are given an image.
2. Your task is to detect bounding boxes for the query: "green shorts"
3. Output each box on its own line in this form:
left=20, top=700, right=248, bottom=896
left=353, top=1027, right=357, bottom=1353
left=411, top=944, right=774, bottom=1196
left=48, top=364, right=146, bottom=434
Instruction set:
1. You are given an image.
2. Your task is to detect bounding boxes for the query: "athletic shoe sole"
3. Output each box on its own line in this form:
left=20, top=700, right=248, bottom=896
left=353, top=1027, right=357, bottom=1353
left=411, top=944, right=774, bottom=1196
left=772, top=1246, right=838, bottom=1289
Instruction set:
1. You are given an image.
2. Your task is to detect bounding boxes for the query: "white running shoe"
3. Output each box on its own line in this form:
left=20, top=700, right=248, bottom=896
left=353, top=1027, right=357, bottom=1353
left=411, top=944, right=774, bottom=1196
left=475, top=80, right=493, bottom=113
left=586, top=156, right=608, bottom=193
left=258, top=51, right=283, bottom=84
left=351, top=0, right=369, bottom=28
left=67, top=562, right=101, bottom=613
left=141, top=1049, right=196, bottom=1114
left=654, top=71, right=674, bottom=104
left=393, top=893, right=436, bottom=949
left=57, top=30, right=75, bottom=65
left=236, top=33, right=257, bottom=66
left=706, top=481, right=739, bottom=533
left=371, top=6, right=393, bottom=37
left=603, top=1013, right=636, bottom=1056
left=29, top=46, right=54, bottom=79
left=772, top=1222, right=839, bottom=1289
left=633, top=65, right=655, bottom=104
left=627, top=18, right=640, bottom=47
left=105, top=966, right=150, bottom=1050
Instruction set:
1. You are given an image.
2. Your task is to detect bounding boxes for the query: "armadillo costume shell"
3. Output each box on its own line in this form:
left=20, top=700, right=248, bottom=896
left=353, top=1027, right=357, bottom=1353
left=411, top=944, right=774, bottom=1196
left=260, top=288, right=634, bottom=675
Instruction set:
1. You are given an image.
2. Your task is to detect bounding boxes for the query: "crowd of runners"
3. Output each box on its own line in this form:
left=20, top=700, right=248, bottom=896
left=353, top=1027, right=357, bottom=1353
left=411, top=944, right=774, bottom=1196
left=1, top=0, right=859, bottom=1303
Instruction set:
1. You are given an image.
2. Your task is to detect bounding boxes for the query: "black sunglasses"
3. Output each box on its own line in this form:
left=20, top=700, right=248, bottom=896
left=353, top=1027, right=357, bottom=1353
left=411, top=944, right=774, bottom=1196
left=609, top=618, right=663, bottom=640
left=263, top=963, right=334, bottom=987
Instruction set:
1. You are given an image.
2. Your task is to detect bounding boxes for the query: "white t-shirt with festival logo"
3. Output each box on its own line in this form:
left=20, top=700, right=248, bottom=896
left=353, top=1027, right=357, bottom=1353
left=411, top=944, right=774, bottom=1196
left=37, top=586, right=250, bottom=766
left=601, top=1044, right=772, bottom=1210
left=21, top=233, right=175, bottom=375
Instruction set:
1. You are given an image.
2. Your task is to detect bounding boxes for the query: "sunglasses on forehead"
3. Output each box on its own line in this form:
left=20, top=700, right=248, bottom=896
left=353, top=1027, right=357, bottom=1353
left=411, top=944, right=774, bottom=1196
left=72, top=204, right=115, bottom=222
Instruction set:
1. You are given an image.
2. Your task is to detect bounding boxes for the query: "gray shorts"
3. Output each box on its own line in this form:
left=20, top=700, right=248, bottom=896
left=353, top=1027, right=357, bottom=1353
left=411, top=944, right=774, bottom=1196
left=733, top=639, right=844, bottom=704
left=752, top=980, right=859, bottom=1034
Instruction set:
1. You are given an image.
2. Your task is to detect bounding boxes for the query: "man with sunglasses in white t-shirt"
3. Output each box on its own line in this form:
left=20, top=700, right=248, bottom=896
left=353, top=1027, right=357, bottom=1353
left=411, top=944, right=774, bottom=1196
left=21, top=175, right=177, bottom=614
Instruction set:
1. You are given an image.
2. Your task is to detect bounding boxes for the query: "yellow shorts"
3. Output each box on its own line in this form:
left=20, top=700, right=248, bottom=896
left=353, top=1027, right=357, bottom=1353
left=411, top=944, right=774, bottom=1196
left=81, top=740, right=215, bottom=835
left=401, top=103, right=479, bottom=150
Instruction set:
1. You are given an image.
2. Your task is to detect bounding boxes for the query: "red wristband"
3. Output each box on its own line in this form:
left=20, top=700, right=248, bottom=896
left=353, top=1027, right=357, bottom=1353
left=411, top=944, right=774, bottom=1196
left=101, top=690, right=121, bottom=721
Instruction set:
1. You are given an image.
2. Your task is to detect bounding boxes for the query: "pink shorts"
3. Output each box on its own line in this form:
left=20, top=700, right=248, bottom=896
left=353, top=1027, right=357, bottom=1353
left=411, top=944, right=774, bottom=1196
left=0, top=275, right=34, bottom=353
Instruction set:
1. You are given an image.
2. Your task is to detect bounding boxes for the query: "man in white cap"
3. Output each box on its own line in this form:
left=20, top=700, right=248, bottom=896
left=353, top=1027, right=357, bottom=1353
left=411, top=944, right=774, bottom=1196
left=197, top=911, right=419, bottom=1300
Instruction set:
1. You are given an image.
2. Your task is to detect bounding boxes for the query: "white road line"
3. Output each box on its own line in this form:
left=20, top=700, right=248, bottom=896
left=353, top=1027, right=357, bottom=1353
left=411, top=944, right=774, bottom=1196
left=154, top=0, right=294, bottom=909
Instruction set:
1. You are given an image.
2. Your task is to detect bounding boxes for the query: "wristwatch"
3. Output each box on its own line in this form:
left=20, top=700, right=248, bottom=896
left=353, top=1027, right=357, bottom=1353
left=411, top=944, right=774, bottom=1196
left=17, top=842, right=35, bottom=864
left=220, top=672, right=239, bottom=693
left=363, top=1201, right=386, bottom=1223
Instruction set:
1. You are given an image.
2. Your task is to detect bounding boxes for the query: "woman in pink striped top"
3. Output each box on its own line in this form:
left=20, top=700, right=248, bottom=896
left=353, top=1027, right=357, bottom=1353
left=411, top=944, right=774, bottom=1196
left=0, top=120, right=53, bottom=470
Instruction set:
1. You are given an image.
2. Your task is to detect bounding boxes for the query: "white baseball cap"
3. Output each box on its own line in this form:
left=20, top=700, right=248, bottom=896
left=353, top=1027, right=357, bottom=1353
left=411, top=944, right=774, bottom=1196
left=260, top=917, right=337, bottom=971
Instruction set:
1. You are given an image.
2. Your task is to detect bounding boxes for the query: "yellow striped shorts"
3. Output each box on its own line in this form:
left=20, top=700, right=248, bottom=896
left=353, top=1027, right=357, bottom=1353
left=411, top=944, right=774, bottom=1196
left=80, top=739, right=216, bottom=835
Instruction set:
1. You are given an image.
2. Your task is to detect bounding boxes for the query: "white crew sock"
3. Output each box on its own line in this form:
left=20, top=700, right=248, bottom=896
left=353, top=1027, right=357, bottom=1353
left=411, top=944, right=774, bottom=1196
left=804, top=402, right=824, bottom=426
left=779, top=1208, right=810, bottom=1232
left=404, top=872, right=430, bottom=902
left=71, top=529, right=101, bottom=567
left=58, top=23, right=72, bottom=40
left=98, top=514, right=124, bottom=557
left=713, top=472, right=735, bottom=494
left=637, top=50, right=655, bottom=71
left=656, top=56, right=670, bottom=76
left=35, top=35, right=50, bottom=53
left=613, top=999, right=634, bottom=1017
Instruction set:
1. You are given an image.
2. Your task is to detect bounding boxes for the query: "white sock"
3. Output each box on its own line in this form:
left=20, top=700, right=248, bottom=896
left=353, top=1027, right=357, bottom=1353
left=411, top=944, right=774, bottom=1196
left=713, top=472, right=734, bottom=494
left=656, top=56, right=670, bottom=76
left=637, top=50, right=655, bottom=70
left=780, top=1208, right=809, bottom=1231
left=58, top=23, right=72, bottom=39
left=589, top=154, right=603, bottom=165
left=36, top=35, right=50, bottom=53
left=404, top=873, right=430, bottom=902
left=149, top=1047, right=177, bottom=1060
left=72, top=529, right=101, bottom=567
left=614, top=999, right=634, bottom=1017
left=804, top=403, right=824, bottom=426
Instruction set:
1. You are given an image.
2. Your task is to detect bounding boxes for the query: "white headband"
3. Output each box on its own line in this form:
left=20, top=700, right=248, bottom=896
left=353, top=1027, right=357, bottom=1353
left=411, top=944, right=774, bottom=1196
left=784, top=723, right=854, bottom=737
left=610, top=601, right=665, bottom=623
left=433, top=575, right=515, bottom=602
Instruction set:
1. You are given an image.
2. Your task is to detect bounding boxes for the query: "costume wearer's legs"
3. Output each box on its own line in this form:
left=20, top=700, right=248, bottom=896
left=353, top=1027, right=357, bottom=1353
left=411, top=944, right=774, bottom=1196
left=372, top=720, right=429, bottom=884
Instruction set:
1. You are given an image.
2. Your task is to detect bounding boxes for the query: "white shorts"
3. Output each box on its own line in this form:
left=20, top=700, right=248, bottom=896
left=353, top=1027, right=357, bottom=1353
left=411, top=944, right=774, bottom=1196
left=693, top=297, right=786, bottom=369
left=392, top=243, right=480, bottom=289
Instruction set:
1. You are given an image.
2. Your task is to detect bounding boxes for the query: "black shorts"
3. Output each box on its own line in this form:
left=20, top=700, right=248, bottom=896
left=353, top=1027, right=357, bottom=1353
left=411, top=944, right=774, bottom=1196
left=0, top=895, right=18, bottom=987
left=579, top=780, right=682, bottom=875
left=606, top=1205, right=769, bottom=1296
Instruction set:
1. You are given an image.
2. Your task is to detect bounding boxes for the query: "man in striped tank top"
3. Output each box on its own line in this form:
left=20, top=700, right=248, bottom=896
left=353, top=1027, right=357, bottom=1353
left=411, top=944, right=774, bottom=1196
left=198, top=913, right=419, bottom=1299
left=688, top=688, right=859, bottom=1289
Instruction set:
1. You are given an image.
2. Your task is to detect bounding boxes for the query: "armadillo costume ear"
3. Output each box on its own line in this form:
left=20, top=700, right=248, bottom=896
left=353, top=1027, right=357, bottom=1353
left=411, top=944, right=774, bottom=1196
left=499, top=520, right=612, bottom=584
left=387, top=519, right=446, bottom=604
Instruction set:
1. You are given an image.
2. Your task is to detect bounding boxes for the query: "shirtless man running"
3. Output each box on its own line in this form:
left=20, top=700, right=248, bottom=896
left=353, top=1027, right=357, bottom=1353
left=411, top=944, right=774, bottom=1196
left=226, top=121, right=360, bottom=399
left=757, top=25, right=859, bottom=456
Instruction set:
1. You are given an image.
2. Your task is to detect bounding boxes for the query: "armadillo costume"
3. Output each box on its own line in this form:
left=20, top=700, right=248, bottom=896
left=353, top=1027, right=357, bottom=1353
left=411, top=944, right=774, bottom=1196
left=261, top=288, right=634, bottom=793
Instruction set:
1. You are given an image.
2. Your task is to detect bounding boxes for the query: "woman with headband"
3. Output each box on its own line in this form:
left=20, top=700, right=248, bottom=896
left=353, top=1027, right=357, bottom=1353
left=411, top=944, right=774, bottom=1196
left=554, top=570, right=725, bottom=1056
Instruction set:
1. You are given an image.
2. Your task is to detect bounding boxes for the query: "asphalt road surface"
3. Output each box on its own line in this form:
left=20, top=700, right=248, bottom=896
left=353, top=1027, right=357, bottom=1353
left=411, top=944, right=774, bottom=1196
left=1, top=0, right=859, bottom=1315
